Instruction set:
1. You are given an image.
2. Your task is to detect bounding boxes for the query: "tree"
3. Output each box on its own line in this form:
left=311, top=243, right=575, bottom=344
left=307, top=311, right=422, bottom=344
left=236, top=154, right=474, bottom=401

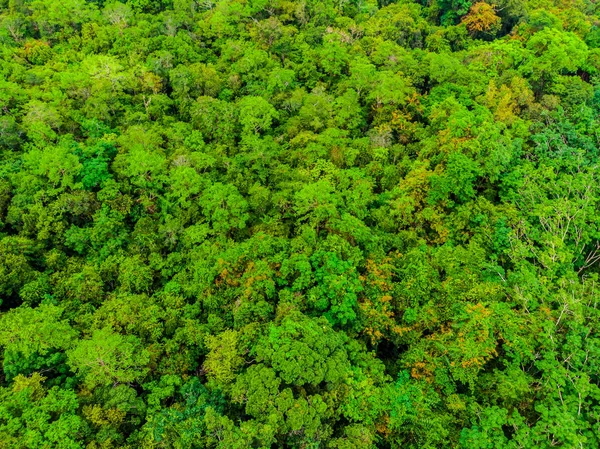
left=67, top=328, right=150, bottom=389
left=237, top=96, right=278, bottom=136
left=462, top=2, right=501, bottom=35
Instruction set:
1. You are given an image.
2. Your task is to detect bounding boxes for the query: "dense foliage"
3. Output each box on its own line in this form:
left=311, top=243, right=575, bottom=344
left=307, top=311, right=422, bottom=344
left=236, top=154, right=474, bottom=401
left=2, top=0, right=600, bottom=447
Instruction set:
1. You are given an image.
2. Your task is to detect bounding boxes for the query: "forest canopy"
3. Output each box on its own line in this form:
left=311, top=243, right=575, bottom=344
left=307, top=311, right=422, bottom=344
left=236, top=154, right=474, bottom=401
left=2, top=0, right=600, bottom=447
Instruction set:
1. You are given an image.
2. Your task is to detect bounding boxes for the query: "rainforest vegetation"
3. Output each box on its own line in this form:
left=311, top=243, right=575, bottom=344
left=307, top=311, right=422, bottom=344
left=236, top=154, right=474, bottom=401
left=2, top=0, right=600, bottom=447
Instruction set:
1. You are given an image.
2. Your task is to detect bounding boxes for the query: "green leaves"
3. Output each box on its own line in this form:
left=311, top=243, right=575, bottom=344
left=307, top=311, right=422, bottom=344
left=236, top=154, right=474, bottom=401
left=255, top=312, right=350, bottom=385
left=430, top=152, right=480, bottom=204
left=67, top=328, right=149, bottom=389
left=0, top=304, right=75, bottom=359
left=524, top=29, right=589, bottom=91
left=309, top=251, right=362, bottom=327
left=237, top=96, right=278, bottom=135
left=204, top=330, right=244, bottom=387
left=1, top=0, right=600, bottom=447
left=0, top=304, right=75, bottom=380
left=202, top=182, right=249, bottom=234
left=0, top=373, right=86, bottom=449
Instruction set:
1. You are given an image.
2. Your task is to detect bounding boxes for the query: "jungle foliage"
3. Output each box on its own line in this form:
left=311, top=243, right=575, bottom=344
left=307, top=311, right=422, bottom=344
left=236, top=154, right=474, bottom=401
left=2, top=0, right=600, bottom=447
